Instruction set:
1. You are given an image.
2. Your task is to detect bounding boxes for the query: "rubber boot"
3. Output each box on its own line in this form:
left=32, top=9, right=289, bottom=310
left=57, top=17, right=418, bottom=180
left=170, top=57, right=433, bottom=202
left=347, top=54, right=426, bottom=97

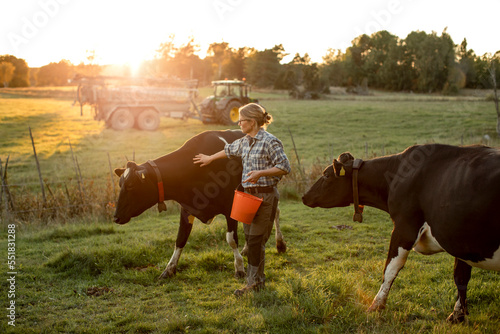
left=234, top=264, right=263, bottom=296
left=256, top=246, right=266, bottom=287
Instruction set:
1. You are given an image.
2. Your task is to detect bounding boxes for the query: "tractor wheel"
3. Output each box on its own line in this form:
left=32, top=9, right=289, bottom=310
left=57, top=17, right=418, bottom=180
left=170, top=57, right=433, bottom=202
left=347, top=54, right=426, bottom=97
left=110, top=108, right=134, bottom=130
left=200, top=106, right=215, bottom=124
left=217, top=101, right=241, bottom=125
left=136, top=108, right=160, bottom=131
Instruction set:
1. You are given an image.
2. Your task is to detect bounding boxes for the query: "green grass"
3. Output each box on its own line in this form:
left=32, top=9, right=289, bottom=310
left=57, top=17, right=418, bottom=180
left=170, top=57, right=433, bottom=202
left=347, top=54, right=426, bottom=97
left=0, top=89, right=496, bottom=184
left=265, top=97, right=497, bottom=164
left=1, top=91, right=497, bottom=192
left=1, top=88, right=499, bottom=333
left=2, top=204, right=499, bottom=333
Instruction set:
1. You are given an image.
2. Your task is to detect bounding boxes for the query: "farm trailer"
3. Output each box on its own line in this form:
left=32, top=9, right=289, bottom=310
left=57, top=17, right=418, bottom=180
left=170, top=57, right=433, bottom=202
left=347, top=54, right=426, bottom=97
left=74, top=76, right=201, bottom=131
left=74, top=77, right=259, bottom=131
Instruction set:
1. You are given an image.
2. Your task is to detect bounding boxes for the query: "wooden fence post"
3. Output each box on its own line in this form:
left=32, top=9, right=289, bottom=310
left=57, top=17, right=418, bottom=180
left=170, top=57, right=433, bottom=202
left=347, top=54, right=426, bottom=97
left=29, top=127, right=46, bottom=205
left=287, top=126, right=305, bottom=179
left=69, top=139, right=85, bottom=203
left=3, top=156, right=14, bottom=211
left=0, top=158, right=3, bottom=210
left=75, top=156, right=85, bottom=201
left=107, top=153, right=117, bottom=201
left=0, top=157, right=10, bottom=221
left=0, top=158, right=9, bottom=214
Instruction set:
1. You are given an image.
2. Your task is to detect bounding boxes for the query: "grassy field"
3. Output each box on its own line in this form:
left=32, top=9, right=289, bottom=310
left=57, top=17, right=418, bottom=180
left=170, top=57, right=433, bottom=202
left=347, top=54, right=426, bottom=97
left=0, top=89, right=496, bottom=185
left=1, top=88, right=499, bottom=333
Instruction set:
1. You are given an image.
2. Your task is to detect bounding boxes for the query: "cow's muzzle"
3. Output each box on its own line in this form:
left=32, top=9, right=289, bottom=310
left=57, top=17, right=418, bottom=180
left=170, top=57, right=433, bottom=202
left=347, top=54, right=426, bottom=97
left=302, top=194, right=317, bottom=208
left=113, top=216, right=130, bottom=225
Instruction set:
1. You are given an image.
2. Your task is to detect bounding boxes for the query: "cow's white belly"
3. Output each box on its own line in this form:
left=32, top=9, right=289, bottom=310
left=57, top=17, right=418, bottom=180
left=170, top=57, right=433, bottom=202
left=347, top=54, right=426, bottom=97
left=414, top=223, right=500, bottom=271
left=463, top=247, right=500, bottom=271
left=413, top=222, right=444, bottom=255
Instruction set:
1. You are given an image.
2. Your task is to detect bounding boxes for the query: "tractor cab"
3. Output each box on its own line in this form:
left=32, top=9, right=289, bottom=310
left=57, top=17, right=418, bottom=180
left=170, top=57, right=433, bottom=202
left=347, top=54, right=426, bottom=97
left=200, top=80, right=259, bottom=125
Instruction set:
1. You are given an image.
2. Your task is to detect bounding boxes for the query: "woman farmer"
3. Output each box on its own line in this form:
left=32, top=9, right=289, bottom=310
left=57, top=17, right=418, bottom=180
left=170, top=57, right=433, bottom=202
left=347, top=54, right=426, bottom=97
left=193, top=103, right=291, bottom=296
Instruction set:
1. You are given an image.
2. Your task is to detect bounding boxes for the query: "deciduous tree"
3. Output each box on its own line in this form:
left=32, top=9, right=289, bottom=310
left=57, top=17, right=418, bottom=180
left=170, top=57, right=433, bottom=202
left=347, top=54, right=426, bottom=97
left=487, top=53, right=500, bottom=136
left=0, top=55, right=29, bottom=87
left=36, top=60, right=72, bottom=86
left=207, top=42, right=229, bottom=80
left=0, top=62, right=15, bottom=87
left=245, top=45, right=287, bottom=88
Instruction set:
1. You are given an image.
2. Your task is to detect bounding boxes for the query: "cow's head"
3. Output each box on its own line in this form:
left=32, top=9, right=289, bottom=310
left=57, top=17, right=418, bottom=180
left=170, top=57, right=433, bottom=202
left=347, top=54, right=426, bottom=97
left=302, top=152, right=356, bottom=208
left=113, top=161, right=158, bottom=224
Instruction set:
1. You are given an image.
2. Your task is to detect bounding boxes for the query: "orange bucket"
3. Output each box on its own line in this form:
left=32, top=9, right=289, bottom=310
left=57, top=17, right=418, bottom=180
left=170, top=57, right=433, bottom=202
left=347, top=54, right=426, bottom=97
left=230, top=190, right=263, bottom=224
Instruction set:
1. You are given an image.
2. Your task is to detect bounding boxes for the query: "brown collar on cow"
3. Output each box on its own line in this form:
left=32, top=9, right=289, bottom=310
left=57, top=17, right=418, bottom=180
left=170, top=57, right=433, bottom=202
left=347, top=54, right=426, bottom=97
left=352, top=158, right=364, bottom=222
left=146, top=160, right=167, bottom=213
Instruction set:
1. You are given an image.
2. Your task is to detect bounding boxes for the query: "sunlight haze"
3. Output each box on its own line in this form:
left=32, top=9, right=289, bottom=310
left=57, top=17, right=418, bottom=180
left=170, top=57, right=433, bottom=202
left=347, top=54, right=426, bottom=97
left=1, top=0, right=499, bottom=68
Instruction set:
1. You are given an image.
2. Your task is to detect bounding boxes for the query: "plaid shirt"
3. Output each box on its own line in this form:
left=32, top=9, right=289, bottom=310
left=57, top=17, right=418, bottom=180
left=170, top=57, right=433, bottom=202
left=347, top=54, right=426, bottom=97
left=225, top=129, right=291, bottom=188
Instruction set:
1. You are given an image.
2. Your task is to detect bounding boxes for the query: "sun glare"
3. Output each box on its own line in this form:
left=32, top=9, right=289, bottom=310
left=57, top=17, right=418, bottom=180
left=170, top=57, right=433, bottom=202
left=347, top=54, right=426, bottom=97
left=92, top=44, right=153, bottom=77
left=92, top=28, right=208, bottom=77
left=123, top=57, right=146, bottom=77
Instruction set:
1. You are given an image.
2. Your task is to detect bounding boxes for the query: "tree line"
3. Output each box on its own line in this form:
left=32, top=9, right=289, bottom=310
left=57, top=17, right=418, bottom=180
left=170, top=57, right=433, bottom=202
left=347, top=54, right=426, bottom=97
left=322, top=30, right=499, bottom=95
left=1, top=29, right=499, bottom=97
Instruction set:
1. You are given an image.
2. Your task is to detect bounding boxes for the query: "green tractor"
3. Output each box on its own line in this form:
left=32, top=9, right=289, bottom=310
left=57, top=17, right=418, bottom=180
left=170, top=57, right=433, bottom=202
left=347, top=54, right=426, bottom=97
left=199, top=80, right=259, bottom=125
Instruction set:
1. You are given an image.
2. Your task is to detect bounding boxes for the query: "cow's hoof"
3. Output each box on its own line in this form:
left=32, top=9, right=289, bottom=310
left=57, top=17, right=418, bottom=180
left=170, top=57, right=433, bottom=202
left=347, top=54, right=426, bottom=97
left=158, top=269, right=176, bottom=279
left=235, top=270, right=246, bottom=279
left=367, top=303, right=385, bottom=312
left=276, top=240, right=287, bottom=253
left=446, top=311, right=466, bottom=324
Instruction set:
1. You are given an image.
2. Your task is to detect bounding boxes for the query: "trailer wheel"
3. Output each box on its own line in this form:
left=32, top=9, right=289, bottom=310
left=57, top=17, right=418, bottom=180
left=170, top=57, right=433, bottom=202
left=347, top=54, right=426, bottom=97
left=110, top=108, right=134, bottom=130
left=136, top=109, right=160, bottom=131
left=217, top=101, right=241, bottom=125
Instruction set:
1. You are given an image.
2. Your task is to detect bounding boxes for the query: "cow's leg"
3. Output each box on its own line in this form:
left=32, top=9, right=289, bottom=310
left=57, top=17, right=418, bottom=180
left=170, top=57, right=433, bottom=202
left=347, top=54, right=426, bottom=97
left=446, top=258, right=472, bottom=323
left=368, top=223, right=416, bottom=311
left=226, top=217, right=245, bottom=278
left=160, top=246, right=183, bottom=279
left=274, top=206, right=286, bottom=253
left=241, top=241, right=249, bottom=256
left=159, top=208, right=193, bottom=279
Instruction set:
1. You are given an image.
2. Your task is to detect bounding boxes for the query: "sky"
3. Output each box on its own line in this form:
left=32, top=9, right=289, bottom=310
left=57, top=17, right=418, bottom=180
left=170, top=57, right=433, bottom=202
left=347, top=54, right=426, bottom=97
left=1, top=0, right=499, bottom=69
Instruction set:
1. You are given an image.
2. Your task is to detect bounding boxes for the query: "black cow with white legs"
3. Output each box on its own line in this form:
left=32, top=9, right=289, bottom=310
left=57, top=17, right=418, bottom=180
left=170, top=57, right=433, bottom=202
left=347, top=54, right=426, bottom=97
left=302, top=144, right=499, bottom=322
left=113, top=130, right=286, bottom=279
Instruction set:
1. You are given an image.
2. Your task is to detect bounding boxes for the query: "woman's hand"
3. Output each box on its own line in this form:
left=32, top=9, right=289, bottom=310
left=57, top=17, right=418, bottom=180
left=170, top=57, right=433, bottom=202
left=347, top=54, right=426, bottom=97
left=243, top=170, right=263, bottom=184
left=194, top=150, right=227, bottom=167
left=193, top=154, right=212, bottom=167
left=243, top=167, right=287, bottom=184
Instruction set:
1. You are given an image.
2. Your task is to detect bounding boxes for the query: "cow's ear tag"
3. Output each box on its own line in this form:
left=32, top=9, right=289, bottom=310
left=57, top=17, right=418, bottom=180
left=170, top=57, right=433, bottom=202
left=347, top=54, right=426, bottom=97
left=137, top=172, right=146, bottom=183
left=339, top=166, right=346, bottom=176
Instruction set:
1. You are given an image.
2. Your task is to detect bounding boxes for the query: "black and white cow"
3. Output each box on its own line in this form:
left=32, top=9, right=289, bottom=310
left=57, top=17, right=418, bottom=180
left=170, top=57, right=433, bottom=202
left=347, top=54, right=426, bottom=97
left=302, top=144, right=500, bottom=322
left=113, top=130, right=286, bottom=279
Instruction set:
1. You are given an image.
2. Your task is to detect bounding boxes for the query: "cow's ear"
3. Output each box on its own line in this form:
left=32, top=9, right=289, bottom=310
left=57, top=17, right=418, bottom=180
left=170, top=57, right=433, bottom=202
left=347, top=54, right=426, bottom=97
left=126, top=161, right=138, bottom=170
left=334, top=152, right=355, bottom=177
left=338, top=152, right=354, bottom=164
left=333, top=159, right=346, bottom=177
left=114, top=168, right=125, bottom=177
